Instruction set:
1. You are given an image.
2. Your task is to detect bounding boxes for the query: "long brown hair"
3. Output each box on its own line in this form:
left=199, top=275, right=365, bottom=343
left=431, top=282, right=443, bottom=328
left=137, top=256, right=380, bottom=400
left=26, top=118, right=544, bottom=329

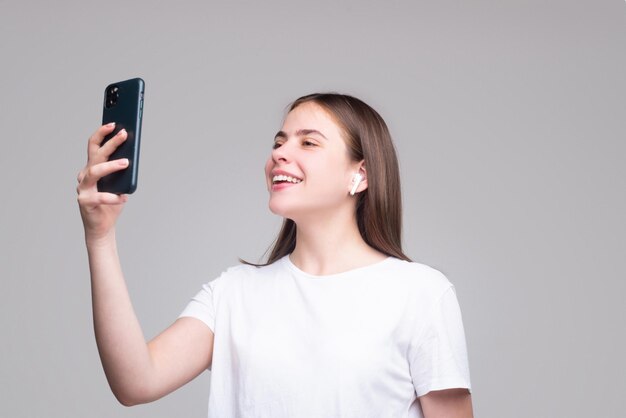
left=247, top=93, right=411, bottom=265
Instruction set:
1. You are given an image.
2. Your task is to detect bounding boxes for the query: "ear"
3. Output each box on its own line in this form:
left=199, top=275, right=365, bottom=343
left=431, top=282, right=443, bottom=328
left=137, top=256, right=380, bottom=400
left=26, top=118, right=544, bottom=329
left=349, top=161, right=368, bottom=195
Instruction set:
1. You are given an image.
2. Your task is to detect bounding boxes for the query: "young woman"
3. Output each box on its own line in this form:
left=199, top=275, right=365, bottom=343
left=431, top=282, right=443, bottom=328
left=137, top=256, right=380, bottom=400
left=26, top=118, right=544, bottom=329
left=77, top=93, right=473, bottom=417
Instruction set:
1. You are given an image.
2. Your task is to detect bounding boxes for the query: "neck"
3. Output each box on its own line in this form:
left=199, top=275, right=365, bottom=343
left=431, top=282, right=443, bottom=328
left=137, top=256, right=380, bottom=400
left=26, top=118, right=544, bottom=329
left=289, top=207, right=386, bottom=275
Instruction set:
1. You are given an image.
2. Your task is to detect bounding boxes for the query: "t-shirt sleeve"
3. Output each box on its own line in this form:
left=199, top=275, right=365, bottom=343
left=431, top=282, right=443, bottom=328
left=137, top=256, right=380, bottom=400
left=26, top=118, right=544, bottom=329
left=409, top=285, right=471, bottom=397
left=178, top=278, right=219, bottom=332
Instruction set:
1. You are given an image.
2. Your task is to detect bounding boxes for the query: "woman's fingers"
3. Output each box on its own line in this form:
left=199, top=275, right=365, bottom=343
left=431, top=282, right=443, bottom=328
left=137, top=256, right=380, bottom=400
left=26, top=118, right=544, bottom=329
left=78, top=190, right=128, bottom=207
left=87, top=122, right=128, bottom=164
left=77, top=125, right=130, bottom=238
left=88, top=122, right=116, bottom=148
left=102, top=193, right=128, bottom=205
left=79, top=158, right=129, bottom=189
left=77, top=169, right=86, bottom=184
left=97, top=129, right=128, bottom=159
left=80, top=124, right=128, bottom=187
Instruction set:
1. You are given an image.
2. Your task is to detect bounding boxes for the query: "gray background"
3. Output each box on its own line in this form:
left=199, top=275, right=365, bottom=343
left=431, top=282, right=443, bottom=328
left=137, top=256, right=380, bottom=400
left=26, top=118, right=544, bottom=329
left=1, top=0, right=624, bottom=417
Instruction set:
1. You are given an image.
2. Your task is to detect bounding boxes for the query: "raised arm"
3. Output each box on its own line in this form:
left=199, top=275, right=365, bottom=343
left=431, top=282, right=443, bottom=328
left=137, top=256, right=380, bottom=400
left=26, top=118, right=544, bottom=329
left=77, top=124, right=214, bottom=406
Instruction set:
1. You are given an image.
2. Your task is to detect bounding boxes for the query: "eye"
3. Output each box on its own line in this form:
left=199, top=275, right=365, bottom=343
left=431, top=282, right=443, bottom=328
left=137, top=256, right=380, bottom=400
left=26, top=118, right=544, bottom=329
left=272, top=140, right=284, bottom=149
left=302, top=139, right=317, bottom=147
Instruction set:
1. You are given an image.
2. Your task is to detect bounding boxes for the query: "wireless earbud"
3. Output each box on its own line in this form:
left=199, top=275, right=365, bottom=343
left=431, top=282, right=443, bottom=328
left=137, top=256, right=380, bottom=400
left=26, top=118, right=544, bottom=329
left=350, top=173, right=363, bottom=196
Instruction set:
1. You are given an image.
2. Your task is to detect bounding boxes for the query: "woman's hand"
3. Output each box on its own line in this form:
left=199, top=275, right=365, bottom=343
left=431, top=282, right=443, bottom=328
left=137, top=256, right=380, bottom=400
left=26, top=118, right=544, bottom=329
left=77, top=123, right=129, bottom=242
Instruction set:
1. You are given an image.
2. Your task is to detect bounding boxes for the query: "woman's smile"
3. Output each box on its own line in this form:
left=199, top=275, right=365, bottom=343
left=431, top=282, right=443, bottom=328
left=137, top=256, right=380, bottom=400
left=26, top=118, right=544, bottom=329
left=270, top=169, right=303, bottom=191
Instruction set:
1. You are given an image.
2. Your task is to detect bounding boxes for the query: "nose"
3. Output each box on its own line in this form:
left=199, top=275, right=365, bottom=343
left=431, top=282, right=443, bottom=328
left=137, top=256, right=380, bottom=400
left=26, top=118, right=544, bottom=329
left=271, top=141, right=292, bottom=164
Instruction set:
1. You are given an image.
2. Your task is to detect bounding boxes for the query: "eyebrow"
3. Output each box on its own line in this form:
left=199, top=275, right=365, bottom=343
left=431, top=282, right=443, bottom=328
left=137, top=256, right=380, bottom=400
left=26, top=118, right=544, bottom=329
left=274, top=129, right=328, bottom=140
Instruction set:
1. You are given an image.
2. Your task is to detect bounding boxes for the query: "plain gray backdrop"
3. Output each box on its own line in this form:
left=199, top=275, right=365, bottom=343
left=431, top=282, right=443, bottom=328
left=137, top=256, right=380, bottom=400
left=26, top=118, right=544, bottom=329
left=1, top=1, right=624, bottom=417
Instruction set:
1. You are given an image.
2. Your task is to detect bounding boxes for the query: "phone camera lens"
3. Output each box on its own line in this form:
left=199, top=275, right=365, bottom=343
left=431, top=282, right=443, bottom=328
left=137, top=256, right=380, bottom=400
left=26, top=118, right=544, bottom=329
left=105, top=85, right=119, bottom=109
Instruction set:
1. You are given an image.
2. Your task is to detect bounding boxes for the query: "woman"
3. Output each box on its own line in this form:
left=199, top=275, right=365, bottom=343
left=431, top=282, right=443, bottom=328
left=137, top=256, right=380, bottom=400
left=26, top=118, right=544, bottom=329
left=77, top=93, right=473, bottom=417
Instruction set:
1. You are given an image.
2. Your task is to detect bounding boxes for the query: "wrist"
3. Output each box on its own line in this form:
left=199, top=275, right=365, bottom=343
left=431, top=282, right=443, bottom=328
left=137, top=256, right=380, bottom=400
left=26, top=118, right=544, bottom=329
left=85, top=229, right=117, bottom=250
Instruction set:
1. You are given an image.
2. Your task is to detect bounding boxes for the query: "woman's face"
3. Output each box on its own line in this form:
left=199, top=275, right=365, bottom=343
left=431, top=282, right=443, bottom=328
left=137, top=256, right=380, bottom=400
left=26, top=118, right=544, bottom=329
left=265, top=102, right=362, bottom=222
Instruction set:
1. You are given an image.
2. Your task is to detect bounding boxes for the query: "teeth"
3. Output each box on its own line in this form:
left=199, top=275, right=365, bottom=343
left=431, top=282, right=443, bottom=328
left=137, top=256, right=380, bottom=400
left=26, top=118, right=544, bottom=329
left=272, top=174, right=302, bottom=184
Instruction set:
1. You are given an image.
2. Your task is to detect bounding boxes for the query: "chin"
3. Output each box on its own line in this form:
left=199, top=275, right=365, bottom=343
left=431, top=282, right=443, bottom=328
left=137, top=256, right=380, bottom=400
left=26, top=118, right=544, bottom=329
left=269, top=203, right=293, bottom=219
left=268, top=197, right=307, bottom=222
left=268, top=200, right=291, bottom=218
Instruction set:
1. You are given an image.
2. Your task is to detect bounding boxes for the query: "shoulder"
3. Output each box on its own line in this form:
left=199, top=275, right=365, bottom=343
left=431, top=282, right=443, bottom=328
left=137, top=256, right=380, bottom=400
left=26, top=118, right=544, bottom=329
left=383, top=258, right=453, bottom=295
left=380, top=259, right=458, bottom=317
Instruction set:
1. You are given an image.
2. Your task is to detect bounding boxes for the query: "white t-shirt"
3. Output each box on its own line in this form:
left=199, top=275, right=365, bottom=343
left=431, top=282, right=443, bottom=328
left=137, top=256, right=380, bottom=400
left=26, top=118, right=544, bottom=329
left=180, top=255, right=471, bottom=418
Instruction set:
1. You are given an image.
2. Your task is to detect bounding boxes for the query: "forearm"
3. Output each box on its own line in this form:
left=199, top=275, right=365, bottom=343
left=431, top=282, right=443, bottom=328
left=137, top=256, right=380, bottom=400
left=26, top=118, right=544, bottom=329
left=87, top=231, right=154, bottom=405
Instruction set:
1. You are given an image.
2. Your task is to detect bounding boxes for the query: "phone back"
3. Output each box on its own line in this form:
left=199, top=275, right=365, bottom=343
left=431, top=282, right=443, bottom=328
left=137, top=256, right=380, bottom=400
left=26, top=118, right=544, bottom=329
left=97, top=77, right=145, bottom=194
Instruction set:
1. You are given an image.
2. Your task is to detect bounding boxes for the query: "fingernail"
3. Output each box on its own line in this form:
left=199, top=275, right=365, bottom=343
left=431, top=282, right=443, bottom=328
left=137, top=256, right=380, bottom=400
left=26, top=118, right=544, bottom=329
left=106, top=122, right=115, bottom=127
left=120, top=159, right=129, bottom=166
left=119, top=129, right=127, bottom=135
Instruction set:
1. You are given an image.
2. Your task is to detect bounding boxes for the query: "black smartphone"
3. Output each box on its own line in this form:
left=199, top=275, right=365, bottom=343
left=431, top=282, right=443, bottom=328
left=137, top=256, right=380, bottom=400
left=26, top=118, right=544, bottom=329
left=97, top=77, right=145, bottom=194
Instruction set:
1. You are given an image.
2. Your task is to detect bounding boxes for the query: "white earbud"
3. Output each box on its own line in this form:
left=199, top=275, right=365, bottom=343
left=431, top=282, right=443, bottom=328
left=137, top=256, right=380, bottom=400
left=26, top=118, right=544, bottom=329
left=350, top=173, right=363, bottom=196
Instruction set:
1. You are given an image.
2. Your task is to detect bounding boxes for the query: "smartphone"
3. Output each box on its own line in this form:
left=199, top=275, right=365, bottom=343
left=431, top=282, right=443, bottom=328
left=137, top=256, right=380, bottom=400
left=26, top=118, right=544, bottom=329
left=97, top=77, right=145, bottom=194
